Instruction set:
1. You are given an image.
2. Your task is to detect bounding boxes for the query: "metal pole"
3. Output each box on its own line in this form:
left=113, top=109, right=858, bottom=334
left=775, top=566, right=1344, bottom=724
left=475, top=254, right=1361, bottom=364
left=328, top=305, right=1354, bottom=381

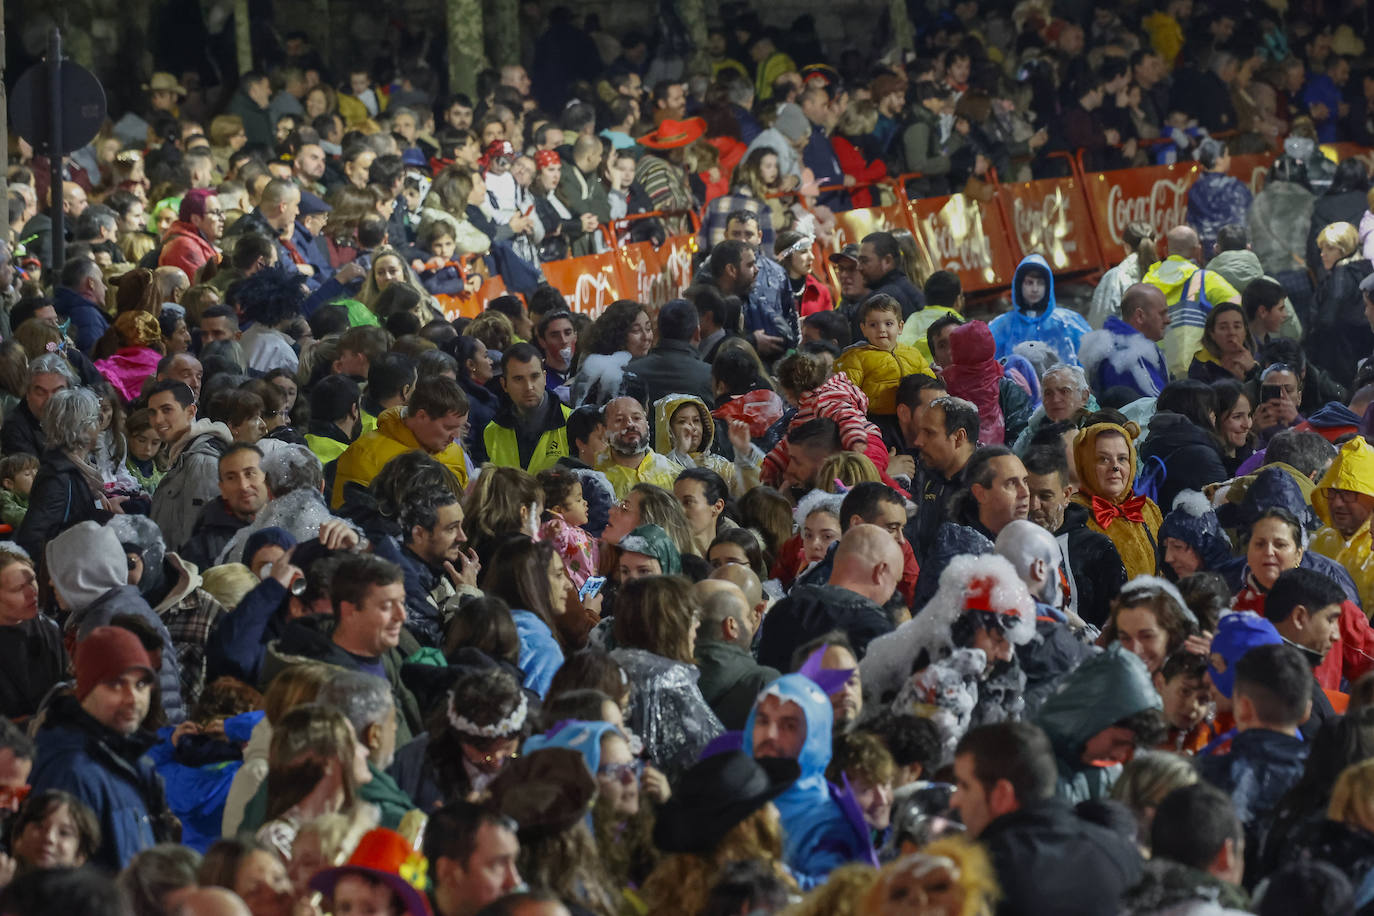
left=48, top=28, right=64, bottom=277
left=0, top=0, right=8, bottom=213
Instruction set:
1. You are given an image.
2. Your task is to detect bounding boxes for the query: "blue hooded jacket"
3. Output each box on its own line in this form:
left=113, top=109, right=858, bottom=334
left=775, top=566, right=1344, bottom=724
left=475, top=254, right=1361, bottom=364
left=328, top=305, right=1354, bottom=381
left=989, top=254, right=1091, bottom=366
left=742, top=674, right=872, bottom=888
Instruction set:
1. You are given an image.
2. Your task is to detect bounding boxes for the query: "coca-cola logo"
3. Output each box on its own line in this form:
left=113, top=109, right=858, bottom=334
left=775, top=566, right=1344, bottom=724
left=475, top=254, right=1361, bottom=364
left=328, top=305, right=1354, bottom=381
left=918, top=203, right=993, bottom=272
left=574, top=268, right=619, bottom=317
left=1104, top=177, right=1192, bottom=247
left=662, top=241, right=694, bottom=297
left=1011, top=190, right=1078, bottom=264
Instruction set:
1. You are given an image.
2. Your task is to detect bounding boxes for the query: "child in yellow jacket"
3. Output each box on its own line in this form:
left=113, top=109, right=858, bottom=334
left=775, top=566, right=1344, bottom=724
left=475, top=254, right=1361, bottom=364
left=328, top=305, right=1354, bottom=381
left=835, top=294, right=934, bottom=416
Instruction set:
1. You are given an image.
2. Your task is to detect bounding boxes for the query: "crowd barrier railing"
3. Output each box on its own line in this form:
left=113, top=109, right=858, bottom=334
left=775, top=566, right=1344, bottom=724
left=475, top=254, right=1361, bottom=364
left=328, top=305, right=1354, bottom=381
left=447, top=143, right=1370, bottom=319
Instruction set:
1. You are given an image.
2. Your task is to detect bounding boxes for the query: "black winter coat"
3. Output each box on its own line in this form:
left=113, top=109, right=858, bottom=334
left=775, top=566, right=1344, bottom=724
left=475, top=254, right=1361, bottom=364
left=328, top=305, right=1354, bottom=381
left=179, top=498, right=251, bottom=570
left=15, top=450, right=113, bottom=562
left=1055, top=502, right=1126, bottom=628
left=1309, top=257, right=1374, bottom=389
left=865, top=270, right=927, bottom=321
left=1137, top=412, right=1229, bottom=514
left=755, top=584, right=894, bottom=671
left=626, top=340, right=715, bottom=412
left=980, top=798, right=1142, bottom=916
left=0, top=616, right=67, bottom=721
left=0, top=400, right=43, bottom=459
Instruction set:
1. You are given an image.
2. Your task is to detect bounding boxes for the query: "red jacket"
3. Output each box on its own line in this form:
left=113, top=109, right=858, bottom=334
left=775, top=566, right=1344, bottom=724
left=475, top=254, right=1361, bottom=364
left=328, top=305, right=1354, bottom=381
left=797, top=273, right=835, bottom=317
left=159, top=221, right=219, bottom=281
left=831, top=135, right=888, bottom=209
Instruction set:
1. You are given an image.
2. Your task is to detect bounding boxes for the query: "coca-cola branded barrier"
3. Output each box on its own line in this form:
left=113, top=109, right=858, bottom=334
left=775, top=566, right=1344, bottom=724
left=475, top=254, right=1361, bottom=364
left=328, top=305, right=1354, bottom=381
left=527, top=145, right=1367, bottom=314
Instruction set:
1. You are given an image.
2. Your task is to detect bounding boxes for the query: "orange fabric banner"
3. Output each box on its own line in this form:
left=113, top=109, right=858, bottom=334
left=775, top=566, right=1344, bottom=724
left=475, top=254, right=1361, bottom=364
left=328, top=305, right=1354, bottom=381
left=541, top=252, right=624, bottom=316
left=999, top=177, right=1102, bottom=275
left=436, top=276, right=508, bottom=320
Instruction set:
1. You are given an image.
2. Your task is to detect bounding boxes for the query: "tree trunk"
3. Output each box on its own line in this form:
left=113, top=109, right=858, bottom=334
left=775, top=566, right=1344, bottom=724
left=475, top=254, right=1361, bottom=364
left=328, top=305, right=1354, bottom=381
left=448, top=0, right=486, bottom=99
left=890, top=0, right=915, bottom=56
left=487, top=0, right=518, bottom=69
left=678, top=0, right=709, bottom=76
left=235, top=0, right=252, bottom=74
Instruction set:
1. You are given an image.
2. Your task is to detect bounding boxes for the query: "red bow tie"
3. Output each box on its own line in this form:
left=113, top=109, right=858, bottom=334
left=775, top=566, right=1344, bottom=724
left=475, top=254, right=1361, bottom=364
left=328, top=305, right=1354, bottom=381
left=1091, top=493, right=1147, bottom=528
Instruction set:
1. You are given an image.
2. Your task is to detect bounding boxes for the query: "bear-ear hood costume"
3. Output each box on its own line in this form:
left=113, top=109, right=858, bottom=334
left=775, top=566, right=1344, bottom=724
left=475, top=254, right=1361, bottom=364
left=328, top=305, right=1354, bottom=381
left=1069, top=422, right=1163, bottom=579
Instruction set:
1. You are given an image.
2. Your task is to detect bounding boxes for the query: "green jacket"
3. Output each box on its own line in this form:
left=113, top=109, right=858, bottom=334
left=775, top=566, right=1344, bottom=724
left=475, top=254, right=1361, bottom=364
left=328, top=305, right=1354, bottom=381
left=0, top=488, right=28, bottom=529
left=1034, top=644, right=1161, bottom=804
left=694, top=640, right=781, bottom=731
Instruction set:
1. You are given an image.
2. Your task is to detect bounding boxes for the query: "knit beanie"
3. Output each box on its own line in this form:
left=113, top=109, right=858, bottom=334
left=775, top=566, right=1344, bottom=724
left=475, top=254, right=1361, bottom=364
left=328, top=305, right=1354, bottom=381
left=243, top=526, right=298, bottom=566
left=74, top=626, right=155, bottom=700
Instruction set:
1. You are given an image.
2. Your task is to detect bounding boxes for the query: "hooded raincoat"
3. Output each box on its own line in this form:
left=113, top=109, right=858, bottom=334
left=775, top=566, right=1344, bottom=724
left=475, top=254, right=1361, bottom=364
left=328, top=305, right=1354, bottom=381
left=942, top=321, right=1006, bottom=445
left=331, top=406, right=470, bottom=508
left=1311, top=436, right=1374, bottom=613
left=1070, top=423, right=1163, bottom=580
left=742, top=673, right=874, bottom=888
left=989, top=254, right=1091, bottom=366
left=653, top=394, right=762, bottom=499
left=608, top=646, right=723, bottom=779
left=1034, top=644, right=1162, bottom=803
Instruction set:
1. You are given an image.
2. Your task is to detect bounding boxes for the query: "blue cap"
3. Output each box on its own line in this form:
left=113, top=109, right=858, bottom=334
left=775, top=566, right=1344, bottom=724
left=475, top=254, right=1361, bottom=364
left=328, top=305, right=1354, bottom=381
left=298, top=190, right=332, bottom=216
left=243, top=526, right=298, bottom=566
left=1207, top=613, right=1283, bottom=699
left=400, top=147, right=428, bottom=168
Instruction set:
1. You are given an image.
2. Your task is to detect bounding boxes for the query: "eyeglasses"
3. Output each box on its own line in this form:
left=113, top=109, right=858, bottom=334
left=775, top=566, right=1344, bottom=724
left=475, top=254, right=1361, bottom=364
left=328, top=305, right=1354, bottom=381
left=597, top=759, right=643, bottom=784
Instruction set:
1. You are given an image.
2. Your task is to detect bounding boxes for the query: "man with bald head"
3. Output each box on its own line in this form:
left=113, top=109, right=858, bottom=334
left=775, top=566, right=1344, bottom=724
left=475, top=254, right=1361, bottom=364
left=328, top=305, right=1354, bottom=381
left=160, top=352, right=205, bottom=401
left=1079, top=283, right=1171, bottom=399
left=711, top=563, right=768, bottom=634
left=1145, top=224, right=1241, bottom=375
left=694, top=580, right=782, bottom=729
left=756, top=524, right=900, bottom=670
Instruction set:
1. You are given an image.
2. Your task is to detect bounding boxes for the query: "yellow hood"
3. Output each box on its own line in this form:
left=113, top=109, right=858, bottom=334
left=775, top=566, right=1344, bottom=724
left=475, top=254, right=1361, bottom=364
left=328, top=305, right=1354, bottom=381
left=376, top=406, right=421, bottom=449
left=1313, top=436, right=1374, bottom=527
left=654, top=394, right=714, bottom=455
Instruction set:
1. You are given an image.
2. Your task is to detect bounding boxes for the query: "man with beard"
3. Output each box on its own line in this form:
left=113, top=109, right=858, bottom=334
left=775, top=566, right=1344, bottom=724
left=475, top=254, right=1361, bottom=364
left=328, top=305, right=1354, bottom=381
left=180, top=445, right=269, bottom=569
left=595, top=396, right=679, bottom=499
left=905, top=396, right=978, bottom=563
left=1023, top=445, right=1124, bottom=628
left=485, top=344, right=572, bottom=474
left=396, top=481, right=480, bottom=647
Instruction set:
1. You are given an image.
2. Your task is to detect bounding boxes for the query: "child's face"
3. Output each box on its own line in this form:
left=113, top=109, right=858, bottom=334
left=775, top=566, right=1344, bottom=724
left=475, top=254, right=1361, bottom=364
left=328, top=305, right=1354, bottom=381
left=802, top=510, right=841, bottom=564
left=669, top=404, right=705, bottom=453
left=130, top=428, right=162, bottom=461
left=558, top=482, right=589, bottom=527
left=4, top=467, right=36, bottom=496
left=402, top=187, right=422, bottom=212
left=1156, top=673, right=1209, bottom=731
left=431, top=234, right=457, bottom=261
left=862, top=308, right=901, bottom=350
left=933, top=326, right=956, bottom=367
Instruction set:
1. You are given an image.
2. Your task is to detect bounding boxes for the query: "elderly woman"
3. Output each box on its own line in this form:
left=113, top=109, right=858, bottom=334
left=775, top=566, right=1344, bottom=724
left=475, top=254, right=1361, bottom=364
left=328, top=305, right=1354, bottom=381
left=15, top=387, right=116, bottom=559
left=1069, top=421, right=1162, bottom=580
left=1307, top=221, right=1374, bottom=389
left=1013, top=364, right=1093, bottom=454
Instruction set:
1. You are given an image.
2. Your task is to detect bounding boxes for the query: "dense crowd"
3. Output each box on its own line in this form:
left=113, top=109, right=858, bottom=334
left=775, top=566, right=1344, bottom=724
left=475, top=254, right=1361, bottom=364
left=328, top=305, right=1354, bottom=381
left=4, top=0, right=1374, bottom=915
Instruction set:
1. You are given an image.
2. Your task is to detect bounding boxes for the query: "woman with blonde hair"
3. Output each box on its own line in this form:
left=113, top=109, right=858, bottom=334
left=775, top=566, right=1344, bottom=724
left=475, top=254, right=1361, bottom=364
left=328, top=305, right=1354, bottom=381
left=421, top=166, right=491, bottom=256
left=1285, top=758, right=1374, bottom=902
left=95, top=311, right=165, bottom=403
left=1110, top=750, right=1199, bottom=852
left=208, top=115, right=248, bottom=174
left=222, top=663, right=335, bottom=837
left=641, top=751, right=798, bottom=914
left=857, top=836, right=1000, bottom=916
left=819, top=452, right=882, bottom=491
left=1089, top=221, right=1159, bottom=328
left=1309, top=219, right=1374, bottom=388
left=461, top=465, right=541, bottom=564
left=463, top=310, right=515, bottom=353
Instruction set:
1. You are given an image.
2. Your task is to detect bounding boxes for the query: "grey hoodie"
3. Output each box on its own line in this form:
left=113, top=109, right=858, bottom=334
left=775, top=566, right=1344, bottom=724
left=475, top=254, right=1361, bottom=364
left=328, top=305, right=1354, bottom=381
left=49, top=522, right=186, bottom=724
left=150, top=419, right=233, bottom=554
